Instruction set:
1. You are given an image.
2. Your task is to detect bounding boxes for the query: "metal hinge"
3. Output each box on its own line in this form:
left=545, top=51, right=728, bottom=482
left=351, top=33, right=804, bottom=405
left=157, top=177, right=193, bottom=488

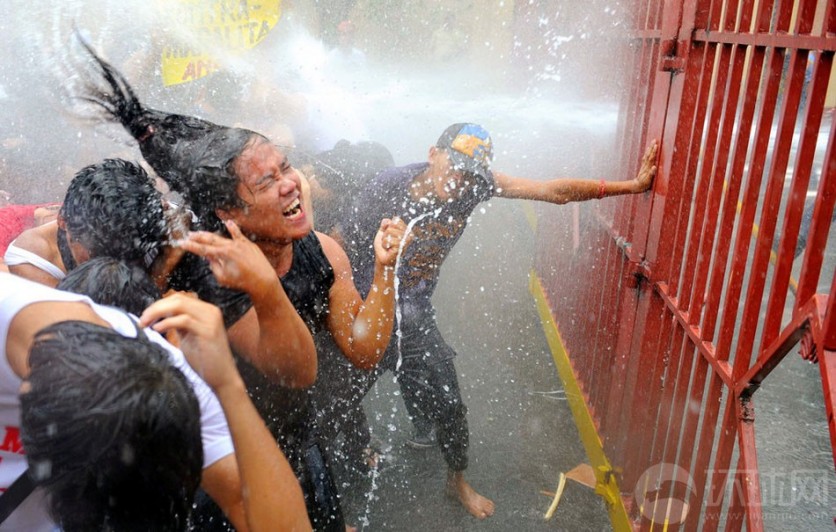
left=660, top=38, right=686, bottom=73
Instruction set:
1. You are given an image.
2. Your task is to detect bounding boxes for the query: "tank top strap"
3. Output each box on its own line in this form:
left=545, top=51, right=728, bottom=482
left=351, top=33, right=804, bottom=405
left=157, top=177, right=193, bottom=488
left=281, top=232, right=335, bottom=333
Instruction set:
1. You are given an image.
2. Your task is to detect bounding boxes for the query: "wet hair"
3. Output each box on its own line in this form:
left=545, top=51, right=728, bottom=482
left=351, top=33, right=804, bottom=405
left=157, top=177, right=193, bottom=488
left=57, top=257, right=161, bottom=315
left=75, top=39, right=259, bottom=232
left=181, top=129, right=264, bottom=232
left=59, top=159, right=167, bottom=269
left=312, top=140, right=394, bottom=198
left=290, top=140, right=394, bottom=233
left=20, top=320, right=203, bottom=532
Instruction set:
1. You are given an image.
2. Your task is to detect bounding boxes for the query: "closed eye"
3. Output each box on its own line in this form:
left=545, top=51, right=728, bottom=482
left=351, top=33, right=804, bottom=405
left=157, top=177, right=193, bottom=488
left=256, top=173, right=277, bottom=191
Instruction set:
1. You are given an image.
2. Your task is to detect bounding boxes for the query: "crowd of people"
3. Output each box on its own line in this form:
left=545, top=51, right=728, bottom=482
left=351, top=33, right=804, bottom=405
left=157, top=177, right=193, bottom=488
left=0, top=41, right=657, bottom=531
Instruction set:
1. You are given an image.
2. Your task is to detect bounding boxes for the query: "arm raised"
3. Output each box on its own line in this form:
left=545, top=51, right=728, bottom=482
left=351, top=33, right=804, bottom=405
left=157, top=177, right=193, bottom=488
left=178, top=220, right=317, bottom=388
left=321, top=217, right=410, bottom=370
left=141, top=294, right=311, bottom=532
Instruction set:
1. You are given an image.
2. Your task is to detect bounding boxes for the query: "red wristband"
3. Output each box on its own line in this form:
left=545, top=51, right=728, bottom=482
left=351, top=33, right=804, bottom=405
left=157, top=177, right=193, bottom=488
left=598, top=179, right=606, bottom=199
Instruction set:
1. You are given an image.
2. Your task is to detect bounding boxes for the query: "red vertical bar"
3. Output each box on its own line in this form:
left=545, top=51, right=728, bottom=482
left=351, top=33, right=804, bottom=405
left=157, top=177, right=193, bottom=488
left=646, top=314, right=681, bottom=466
left=724, top=456, right=746, bottom=532
left=678, top=64, right=720, bottom=317
left=685, top=37, right=734, bottom=326
left=645, top=0, right=709, bottom=301
left=609, top=294, right=656, bottom=488
left=702, top=399, right=741, bottom=531
left=658, top=330, right=698, bottom=513
left=700, top=0, right=757, bottom=340
left=683, top=369, right=724, bottom=529
left=715, top=48, right=781, bottom=361
left=582, top=228, right=609, bottom=415
left=759, top=0, right=821, bottom=344
left=624, top=301, right=673, bottom=487
left=589, top=238, right=622, bottom=420
left=616, top=45, right=659, bottom=244
left=795, top=59, right=836, bottom=308
left=819, top=349, right=836, bottom=470
left=728, top=0, right=798, bottom=375
left=736, top=397, right=764, bottom=532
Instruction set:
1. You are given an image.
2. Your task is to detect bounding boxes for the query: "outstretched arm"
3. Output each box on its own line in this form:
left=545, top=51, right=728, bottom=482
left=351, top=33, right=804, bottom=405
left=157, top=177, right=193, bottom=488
left=320, top=217, right=410, bottom=370
left=494, top=140, right=658, bottom=204
left=179, top=220, right=317, bottom=388
left=141, top=294, right=311, bottom=532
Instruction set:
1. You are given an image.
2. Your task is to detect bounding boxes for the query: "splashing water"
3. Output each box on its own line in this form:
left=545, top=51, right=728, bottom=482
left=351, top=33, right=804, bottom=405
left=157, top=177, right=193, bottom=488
left=353, top=209, right=438, bottom=530
left=392, top=209, right=439, bottom=372
left=358, top=458, right=380, bottom=530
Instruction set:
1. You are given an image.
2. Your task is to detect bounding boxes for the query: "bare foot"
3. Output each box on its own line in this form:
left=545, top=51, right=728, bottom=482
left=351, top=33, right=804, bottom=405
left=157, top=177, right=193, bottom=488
left=446, top=471, right=495, bottom=519
left=345, top=525, right=357, bottom=532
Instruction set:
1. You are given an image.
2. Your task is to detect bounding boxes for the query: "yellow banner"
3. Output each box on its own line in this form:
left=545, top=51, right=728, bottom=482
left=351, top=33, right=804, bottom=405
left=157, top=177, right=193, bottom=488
left=161, top=0, right=281, bottom=86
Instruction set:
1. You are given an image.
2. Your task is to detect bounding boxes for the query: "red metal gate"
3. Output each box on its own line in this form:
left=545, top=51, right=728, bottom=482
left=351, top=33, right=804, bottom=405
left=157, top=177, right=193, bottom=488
left=532, top=0, right=835, bottom=529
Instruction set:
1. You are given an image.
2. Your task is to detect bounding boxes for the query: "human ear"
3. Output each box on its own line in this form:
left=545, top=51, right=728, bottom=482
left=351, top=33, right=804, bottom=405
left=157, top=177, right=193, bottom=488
left=215, top=209, right=231, bottom=223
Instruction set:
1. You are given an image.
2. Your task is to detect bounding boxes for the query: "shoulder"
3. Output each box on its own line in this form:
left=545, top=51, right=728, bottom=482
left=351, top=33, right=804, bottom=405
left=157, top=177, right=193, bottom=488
left=377, top=163, right=426, bottom=184
left=315, top=231, right=352, bottom=274
left=10, top=222, right=59, bottom=264
left=361, top=163, right=421, bottom=195
left=316, top=231, right=348, bottom=263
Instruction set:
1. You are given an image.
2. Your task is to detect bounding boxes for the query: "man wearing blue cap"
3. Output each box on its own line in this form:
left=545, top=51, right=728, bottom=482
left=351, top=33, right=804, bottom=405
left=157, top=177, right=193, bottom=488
left=337, top=123, right=657, bottom=518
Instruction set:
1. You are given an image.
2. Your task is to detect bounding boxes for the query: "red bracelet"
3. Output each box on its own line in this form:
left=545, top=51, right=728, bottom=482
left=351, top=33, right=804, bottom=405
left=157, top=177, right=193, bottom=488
left=598, top=179, right=606, bottom=199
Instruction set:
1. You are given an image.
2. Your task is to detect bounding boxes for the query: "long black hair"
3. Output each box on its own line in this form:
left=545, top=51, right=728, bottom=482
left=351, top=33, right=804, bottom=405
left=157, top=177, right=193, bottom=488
left=75, top=38, right=259, bottom=232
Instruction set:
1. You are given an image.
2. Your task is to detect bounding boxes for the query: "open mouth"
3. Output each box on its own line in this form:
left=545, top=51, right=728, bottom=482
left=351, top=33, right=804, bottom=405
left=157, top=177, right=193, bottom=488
left=283, top=198, right=303, bottom=219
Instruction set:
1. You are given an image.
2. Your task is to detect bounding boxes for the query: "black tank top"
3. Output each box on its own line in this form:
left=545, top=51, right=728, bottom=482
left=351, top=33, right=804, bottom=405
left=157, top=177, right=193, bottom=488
left=233, top=232, right=334, bottom=462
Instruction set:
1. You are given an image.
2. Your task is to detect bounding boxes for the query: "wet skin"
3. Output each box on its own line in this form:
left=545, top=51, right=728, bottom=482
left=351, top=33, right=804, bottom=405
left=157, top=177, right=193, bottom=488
left=223, top=137, right=312, bottom=250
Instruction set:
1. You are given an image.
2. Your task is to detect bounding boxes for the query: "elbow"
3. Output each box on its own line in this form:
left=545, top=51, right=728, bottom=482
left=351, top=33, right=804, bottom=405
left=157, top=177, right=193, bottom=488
left=353, top=358, right=378, bottom=371
left=350, top=347, right=383, bottom=371
left=269, top=349, right=318, bottom=389
left=283, top=362, right=318, bottom=389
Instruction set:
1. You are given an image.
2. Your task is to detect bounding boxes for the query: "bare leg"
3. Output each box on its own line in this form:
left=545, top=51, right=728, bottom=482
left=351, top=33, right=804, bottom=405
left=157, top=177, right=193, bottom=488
left=446, top=470, right=495, bottom=519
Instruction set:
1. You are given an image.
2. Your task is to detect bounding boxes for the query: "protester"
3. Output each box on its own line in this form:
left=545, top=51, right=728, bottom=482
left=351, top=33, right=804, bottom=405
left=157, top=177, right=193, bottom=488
left=2, top=272, right=310, bottom=531
left=336, top=123, right=658, bottom=518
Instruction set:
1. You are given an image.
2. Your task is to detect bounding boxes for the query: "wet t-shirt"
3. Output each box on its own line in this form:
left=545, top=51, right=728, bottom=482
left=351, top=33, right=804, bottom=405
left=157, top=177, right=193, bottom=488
left=233, top=232, right=334, bottom=464
left=344, top=163, right=494, bottom=326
